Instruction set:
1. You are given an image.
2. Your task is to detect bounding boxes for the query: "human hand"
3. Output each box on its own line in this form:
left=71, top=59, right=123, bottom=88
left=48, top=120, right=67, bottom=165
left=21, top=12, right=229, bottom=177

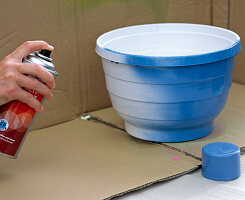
left=0, top=41, right=55, bottom=112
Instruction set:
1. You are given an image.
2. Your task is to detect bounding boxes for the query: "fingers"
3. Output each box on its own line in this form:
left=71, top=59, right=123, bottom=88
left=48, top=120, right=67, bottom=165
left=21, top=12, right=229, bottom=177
left=4, top=83, right=43, bottom=112
left=11, top=41, right=54, bottom=61
left=16, top=73, right=53, bottom=100
left=15, top=87, right=43, bottom=112
left=0, top=40, right=56, bottom=111
left=16, top=63, right=55, bottom=89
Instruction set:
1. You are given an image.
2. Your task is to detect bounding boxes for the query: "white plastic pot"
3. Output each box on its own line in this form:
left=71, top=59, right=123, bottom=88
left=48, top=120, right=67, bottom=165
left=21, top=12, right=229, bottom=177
left=96, top=23, right=241, bottom=142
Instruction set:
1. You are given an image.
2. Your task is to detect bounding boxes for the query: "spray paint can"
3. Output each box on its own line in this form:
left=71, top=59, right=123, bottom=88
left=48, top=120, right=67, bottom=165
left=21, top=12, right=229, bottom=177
left=0, top=50, right=58, bottom=158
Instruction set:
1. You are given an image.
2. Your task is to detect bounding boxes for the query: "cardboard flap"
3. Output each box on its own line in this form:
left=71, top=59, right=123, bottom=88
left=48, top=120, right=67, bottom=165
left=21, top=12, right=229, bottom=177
left=230, top=0, right=245, bottom=84
left=90, top=83, right=245, bottom=159
left=0, top=117, right=200, bottom=200
left=212, top=0, right=229, bottom=28
left=0, top=1, right=82, bottom=130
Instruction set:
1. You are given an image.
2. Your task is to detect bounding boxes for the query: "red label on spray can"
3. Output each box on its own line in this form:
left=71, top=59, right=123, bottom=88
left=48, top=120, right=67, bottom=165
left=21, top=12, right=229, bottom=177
left=0, top=90, right=44, bottom=157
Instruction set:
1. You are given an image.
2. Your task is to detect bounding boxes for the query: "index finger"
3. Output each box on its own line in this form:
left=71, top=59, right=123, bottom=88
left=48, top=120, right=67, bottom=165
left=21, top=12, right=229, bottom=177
left=16, top=63, right=55, bottom=89
left=11, top=41, right=54, bottom=61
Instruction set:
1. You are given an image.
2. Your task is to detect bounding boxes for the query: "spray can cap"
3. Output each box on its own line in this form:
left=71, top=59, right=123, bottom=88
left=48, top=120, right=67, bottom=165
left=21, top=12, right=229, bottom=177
left=202, top=142, right=240, bottom=181
left=35, top=50, right=52, bottom=63
left=40, top=50, right=51, bottom=58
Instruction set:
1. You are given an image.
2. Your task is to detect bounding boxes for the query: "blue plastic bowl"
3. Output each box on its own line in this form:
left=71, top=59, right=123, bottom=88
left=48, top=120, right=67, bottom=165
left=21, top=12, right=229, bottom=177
left=96, top=23, right=241, bottom=142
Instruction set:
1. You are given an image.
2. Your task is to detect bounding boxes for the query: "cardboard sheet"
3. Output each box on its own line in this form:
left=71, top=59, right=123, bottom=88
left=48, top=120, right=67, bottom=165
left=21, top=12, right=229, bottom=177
left=90, top=83, right=245, bottom=159
left=0, top=1, right=82, bottom=130
left=117, top=156, right=245, bottom=200
left=212, top=0, right=229, bottom=28
left=0, top=118, right=200, bottom=200
left=230, top=0, right=245, bottom=84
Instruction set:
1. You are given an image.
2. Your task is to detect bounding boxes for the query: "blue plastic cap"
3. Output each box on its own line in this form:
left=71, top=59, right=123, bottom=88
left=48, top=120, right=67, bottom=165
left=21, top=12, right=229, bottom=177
left=202, top=142, right=240, bottom=181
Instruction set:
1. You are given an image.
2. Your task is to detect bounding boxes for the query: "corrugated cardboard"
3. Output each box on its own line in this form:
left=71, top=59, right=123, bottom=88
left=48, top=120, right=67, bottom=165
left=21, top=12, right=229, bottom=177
left=0, top=1, right=81, bottom=130
left=212, top=0, right=229, bottom=28
left=0, top=0, right=245, bottom=199
left=0, top=118, right=200, bottom=200
left=230, top=0, right=245, bottom=84
left=89, top=83, right=245, bottom=159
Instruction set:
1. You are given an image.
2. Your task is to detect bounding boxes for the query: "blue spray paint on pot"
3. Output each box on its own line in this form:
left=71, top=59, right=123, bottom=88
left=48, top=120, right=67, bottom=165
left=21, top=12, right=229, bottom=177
left=96, top=23, right=241, bottom=142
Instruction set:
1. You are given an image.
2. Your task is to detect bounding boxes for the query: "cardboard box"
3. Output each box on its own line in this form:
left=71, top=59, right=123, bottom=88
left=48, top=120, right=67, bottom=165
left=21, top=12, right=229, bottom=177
left=230, top=0, right=245, bottom=84
left=0, top=0, right=244, bottom=199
